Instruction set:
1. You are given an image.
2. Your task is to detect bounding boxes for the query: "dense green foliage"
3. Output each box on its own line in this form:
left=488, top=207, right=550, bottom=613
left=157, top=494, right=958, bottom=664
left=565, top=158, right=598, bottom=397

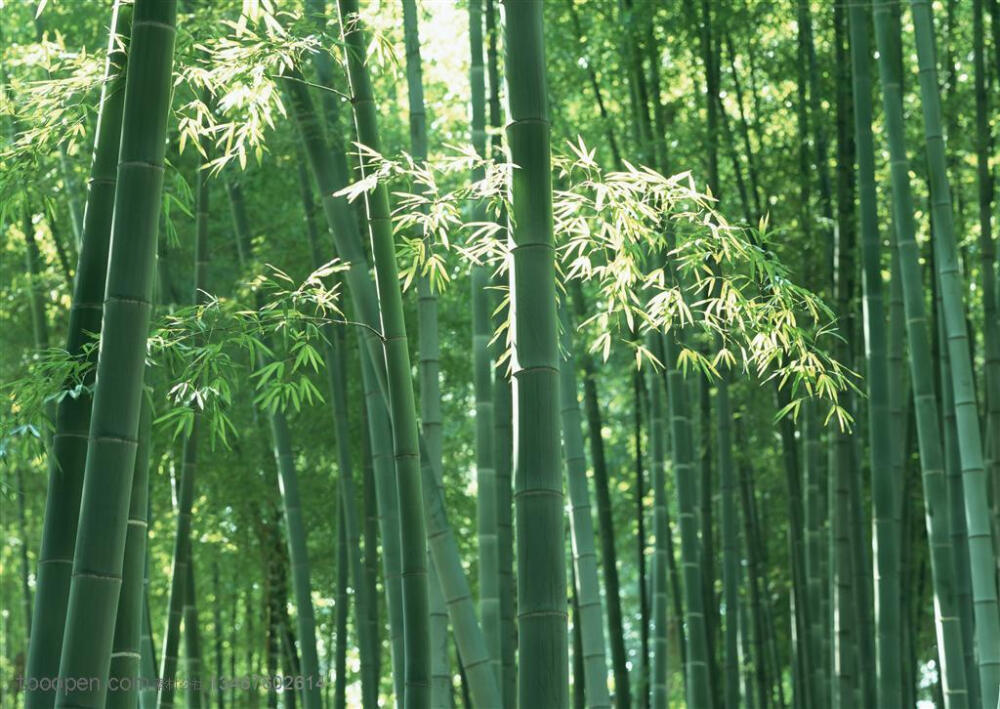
left=1, top=0, right=998, bottom=707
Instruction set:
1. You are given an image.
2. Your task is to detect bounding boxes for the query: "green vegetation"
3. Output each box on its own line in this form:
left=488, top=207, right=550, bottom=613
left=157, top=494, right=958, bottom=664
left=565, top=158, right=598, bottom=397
left=1, top=0, right=997, bottom=707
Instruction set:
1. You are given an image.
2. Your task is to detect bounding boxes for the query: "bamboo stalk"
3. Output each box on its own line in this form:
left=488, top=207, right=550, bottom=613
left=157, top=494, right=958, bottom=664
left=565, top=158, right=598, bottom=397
left=909, top=2, right=1000, bottom=703
left=54, top=2, right=176, bottom=704
left=847, top=5, right=901, bottom=704
left=871, top=1, right=974, bottom=704
left=502, top=1, right=567, bottom=705
left=335, top=1, right=431, bottom=703
left=25, top=5, right=132, bottom=702
left=559, top=303, right=613, bottom=709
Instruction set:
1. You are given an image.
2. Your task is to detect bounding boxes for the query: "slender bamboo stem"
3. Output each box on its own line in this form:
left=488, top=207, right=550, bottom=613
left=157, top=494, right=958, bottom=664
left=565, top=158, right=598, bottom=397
left=467, top=1, right=502, bottom=690
left=560, top=304, right=613, bottom=709
left=108, top=397, right=151, bottom=709
left=160, top=92, right=212, bottom=709
left=871, top=1, right=974, bottom=704
left=183, top=546, right=204, bottom=709
left=484, top=1, right=516, bottom=699
left=570, top=284, right=630, bottom=709
left=659, top=332, right=713, bottom=708
left=285, top=62, right=500, bottom=709
left=646, top=358, right=669, bottom=709
left=398, top=2, right=452, bottom=702
left=909, top=2, right=1000, bottom=704
left=847, top=5, right=901, bottom=704
left=336, top=2, right=431, bottom=703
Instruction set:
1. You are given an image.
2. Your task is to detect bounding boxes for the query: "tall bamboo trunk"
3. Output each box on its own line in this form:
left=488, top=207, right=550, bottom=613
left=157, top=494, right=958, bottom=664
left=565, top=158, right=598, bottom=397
left=972, top=0, right=1000, bottom=571
left=569, top=285, right=630, bottom=709
left=108, top=397, right=152, bottom=709
left=160, top=98, right=211, bottom=709
left=909, top=2, right=1000, bottom=704
left=467, top=1, right=502, bottom=689
left=25, top=5, right=132, bottom=703
left=847, top=5, right=901, bottom=704
left=646, top=357, right=669, bottom=709
left=398, top=1, right=452, bottom=701
left=183, top=547, right=204, bottom=709
left=225, top=175, right=324, bottom=709
left=634, top=372, right=650, bottom=709
left=326, top=329, right=378, bottom=708
left=502, top=1, right=567, bottom=705
left=213, top=563, right=225, bottom=709
left=936, top=281, right=979, bottom=708
left=334, top=511, right=348, bottom=709
left=295, top=156, right=383, bottom=706
left=361, top=350, right=407, bottom=702
left=659, top=332, right=713, bottom=708
left=871, top=1, right=974, bottom=704
left=485, top=1, right=515, bottom=699
left=335, top=1, right=431, bottom=703
left=54, top=1, right=176, bottom=704
left=285, top=62, right=500, bottom=708
left=559, top=304, right=613, bottom=709
left=717, top=375, right=739, bottom=708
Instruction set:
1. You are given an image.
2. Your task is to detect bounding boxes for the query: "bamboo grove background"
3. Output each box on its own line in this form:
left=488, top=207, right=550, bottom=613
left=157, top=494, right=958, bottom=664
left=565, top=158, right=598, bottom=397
left=0, top=0, right=998, bottom=707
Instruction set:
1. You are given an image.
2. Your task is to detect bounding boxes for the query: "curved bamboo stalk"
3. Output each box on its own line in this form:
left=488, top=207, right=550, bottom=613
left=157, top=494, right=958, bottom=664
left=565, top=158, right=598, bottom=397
left=284, top=66, right=500, bottom=709
left=25, top=5, right=131, bottom=703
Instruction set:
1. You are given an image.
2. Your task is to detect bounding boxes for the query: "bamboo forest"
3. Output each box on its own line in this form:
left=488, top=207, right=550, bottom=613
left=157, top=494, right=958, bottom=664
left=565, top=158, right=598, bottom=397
left=2, top=0, right=1000, bottom=706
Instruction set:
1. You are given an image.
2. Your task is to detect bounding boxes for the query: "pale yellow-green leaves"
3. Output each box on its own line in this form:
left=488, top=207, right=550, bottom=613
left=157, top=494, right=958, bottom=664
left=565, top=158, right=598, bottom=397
left=341, top=137, right=855, bottom=426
